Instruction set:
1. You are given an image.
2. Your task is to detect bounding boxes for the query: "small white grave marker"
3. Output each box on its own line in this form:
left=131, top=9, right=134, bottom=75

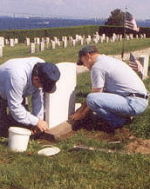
left=14, top=38, right=19, bottom=44
left=5, top=39, right=9, bottom=45
left=0, top=37, right=5, bottom=47
left=72, top=39, right=76, bottom=47
left=10, top=39, right=15, bottom=47
left=139, top=54, right=149, bottom=80
left=36, top=38, right=40, bottom=45
left=51, top=40, right=56, bottom=49
left=26, top=38, right=30, bottom=46
left=63, top=39, right=68, bottom=48
left=0, top=45, right=3, bottom=57
left=80, top=38, right=84, bottom=45
left=40, top=42, right=45, bottom=51
left=30, top=43, right=36, bottom=54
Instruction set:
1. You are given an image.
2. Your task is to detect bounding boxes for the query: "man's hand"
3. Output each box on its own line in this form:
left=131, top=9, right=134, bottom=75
left=70, top=110, right=86, bottom=121
left=129, top=60, right=143, bottom=74
left=36, top=120, right=49, bottom=132
left=70, top=102, right=90, bottom=121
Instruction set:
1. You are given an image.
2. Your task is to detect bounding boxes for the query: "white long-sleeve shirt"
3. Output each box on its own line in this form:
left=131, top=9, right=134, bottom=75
left=0, top=57, right=45, bottom=126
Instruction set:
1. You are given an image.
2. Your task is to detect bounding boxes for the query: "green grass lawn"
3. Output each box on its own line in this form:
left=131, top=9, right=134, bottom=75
left=0, top=39, right=150, bottom=189
left=0, top=135, right=150, bottom=189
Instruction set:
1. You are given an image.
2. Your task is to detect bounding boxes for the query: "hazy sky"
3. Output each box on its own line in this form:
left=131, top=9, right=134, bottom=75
left=0, top=0, right=149, bottom=19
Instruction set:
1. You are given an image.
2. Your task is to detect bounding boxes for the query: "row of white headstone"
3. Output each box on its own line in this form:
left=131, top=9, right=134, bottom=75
left=0, top=32, right=147, bottom=48
left=0, top=37, right=19, bottom=47
left=0, top=37, right=19, bottom=57
left=0, top=33, right=147, bottom=57
left=29, top=33, right=147, bottom=54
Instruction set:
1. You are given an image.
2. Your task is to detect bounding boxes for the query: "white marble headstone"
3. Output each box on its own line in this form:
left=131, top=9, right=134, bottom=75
left=63, top=40, right=68, bottom=48
left=72, top=40, right=76, bottom=47
left=80, top=38, right=84, bottom=45
left=14, top=38, right=19, bottom=44
left=51, top=40, right=56, bottom=49
left=143, top=34, right=146, bottom=38
left=40, top=42, right=45, bottom=51
left=86, top=38, right=90, bottom=45
left=5, top=39, right=9, bottom=45
left=30, top=43, right=36, bottom=54
left=46, top=37, right=50, bottom=42
left=35, top=38, right=40, bottom=45
left=0, top=45, right=3, bottom=57
left=139, top=54, right=149, bottom=80
left=45, top=63, right=76, bottom=128
left=57, top=40, right=61, bottom=47
left=106, top=37, right=109, bottom=43
left=0, top=37, right=5, bottom=47
left=10, top=39, right=14, bottom=47
left=26, top=38, right=30, bottom=46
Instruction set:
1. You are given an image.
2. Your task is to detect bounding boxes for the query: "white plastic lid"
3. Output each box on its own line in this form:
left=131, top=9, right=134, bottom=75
left=38, top=147, right=61, bottom=156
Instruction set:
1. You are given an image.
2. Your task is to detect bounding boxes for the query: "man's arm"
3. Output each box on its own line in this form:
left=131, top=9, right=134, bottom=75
left=32, top=88, right=44, bottom=120
left=6, top=75, right=48, bottom=132
left=92, top=88, right=103, bottom=93
left=70, top=88, right=103, bottom=121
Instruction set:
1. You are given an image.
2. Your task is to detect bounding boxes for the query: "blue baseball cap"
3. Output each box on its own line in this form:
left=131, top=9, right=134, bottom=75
left=38, top=63, right=60, bottom=93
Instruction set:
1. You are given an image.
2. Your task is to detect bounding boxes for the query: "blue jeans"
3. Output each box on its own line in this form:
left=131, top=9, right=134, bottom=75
left=86, top=93, right=148, bottom=129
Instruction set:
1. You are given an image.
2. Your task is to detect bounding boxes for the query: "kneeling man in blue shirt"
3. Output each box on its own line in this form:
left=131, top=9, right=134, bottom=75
left=0, top=57, right=60, bottom=134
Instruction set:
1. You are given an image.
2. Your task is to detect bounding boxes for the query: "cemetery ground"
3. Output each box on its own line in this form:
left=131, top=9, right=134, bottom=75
left=0, top=39, right=150, bottom=189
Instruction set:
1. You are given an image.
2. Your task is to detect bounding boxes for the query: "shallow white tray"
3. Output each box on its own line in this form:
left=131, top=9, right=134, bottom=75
left=38, top=146, right=61, bottom=156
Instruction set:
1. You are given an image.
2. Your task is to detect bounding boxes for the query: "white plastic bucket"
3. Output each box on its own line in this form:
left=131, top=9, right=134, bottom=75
left=8, top=127, right=31, bottom=152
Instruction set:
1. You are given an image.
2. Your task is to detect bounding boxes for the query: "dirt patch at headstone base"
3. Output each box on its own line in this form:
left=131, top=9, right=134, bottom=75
left=79, top=128, right=135, bottom=142
left=125, top=139, right=150, bottom=154
left=33, top=127, right=150, bottom=154
left=84, top=128, right=150, bottom=154
left=61, top=127, right=150, bottom=155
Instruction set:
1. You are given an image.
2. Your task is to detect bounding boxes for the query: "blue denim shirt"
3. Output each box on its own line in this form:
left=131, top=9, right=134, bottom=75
left=0, top=57, right=45, bottom=126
